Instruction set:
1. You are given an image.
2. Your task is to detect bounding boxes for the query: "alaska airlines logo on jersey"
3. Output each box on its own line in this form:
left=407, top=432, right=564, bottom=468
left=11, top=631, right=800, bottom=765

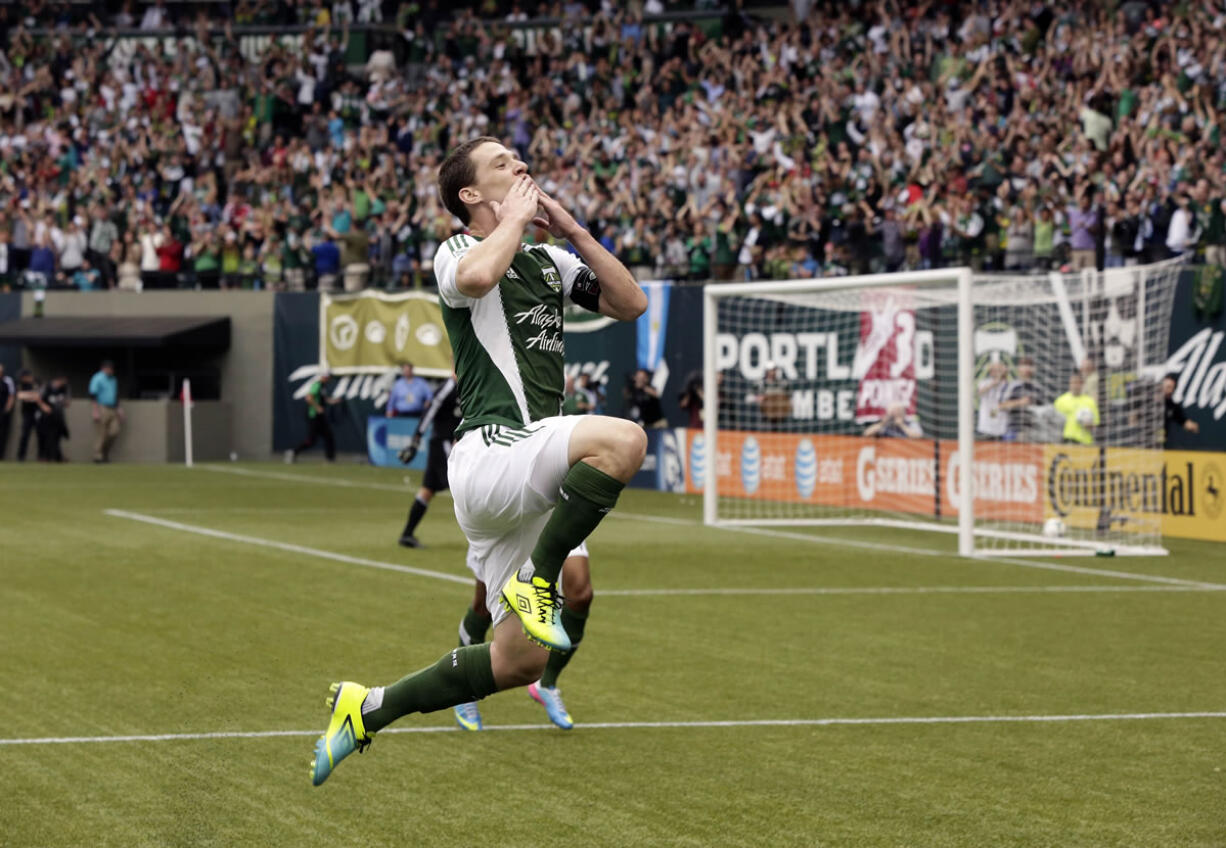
left=514, top=304, right=562, bottom=330
left=514, top=304, right=564, bottom=353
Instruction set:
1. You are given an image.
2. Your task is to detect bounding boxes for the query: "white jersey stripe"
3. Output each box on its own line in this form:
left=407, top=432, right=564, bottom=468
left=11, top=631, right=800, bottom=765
left=469, top=286, right=532, bottom=425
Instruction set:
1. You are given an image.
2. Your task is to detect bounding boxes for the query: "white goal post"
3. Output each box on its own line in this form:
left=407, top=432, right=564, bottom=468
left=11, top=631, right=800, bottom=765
left=702, top=262, right=1180, bottom=558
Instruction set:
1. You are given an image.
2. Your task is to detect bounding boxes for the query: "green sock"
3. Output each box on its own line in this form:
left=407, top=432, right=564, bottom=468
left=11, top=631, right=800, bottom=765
left=362, top=643, right=497, bottom=733
left=539, top=606, right=588, bottom=688
left=458, top=607, right=490, bottom=646
left=531, top=462, right=623, bottom=585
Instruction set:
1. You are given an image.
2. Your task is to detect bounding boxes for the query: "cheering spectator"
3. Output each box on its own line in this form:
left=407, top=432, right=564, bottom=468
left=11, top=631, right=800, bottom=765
left=4, top=0, right=1226, bottom=292
left=57, top=217, right=88, bottom=282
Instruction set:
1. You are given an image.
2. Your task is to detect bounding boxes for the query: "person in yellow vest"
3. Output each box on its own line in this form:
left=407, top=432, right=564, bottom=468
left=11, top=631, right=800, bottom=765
left=1053, top=372, right=1099, bottom=445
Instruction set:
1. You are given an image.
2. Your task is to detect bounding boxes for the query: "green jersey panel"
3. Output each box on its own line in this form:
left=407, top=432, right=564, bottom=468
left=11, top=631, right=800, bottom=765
left=435, top=235, right=588, bottom=435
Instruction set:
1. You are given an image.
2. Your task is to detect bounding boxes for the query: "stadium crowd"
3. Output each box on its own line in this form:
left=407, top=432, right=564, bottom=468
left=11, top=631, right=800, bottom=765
left=1, top=0, right=1226, bottom=292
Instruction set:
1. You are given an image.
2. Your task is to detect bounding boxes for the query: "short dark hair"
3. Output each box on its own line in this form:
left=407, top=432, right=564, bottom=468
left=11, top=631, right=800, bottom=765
left=438, top=136, right=501, bottom=225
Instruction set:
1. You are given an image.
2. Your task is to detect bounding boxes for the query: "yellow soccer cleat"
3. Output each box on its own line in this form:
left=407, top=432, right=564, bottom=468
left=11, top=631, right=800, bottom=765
left=310, top=681, right=372, bottom=786
left=500, top=565, right=570, bottom=652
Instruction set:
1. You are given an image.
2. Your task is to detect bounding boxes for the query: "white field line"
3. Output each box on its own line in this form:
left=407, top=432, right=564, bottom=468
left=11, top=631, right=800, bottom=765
left=719, top=525, right=1226, bottom=590
left=195, top=464, right=420, bottom=494
left=4, top=712, right=1225, bottom=746
left=189, top=465, right=1224, bottom=590
left=100, top=510, right=1218, bottom=598
left=103, top=510, right=470, bottom=586
left=599, top=585, right=1218, bottom=596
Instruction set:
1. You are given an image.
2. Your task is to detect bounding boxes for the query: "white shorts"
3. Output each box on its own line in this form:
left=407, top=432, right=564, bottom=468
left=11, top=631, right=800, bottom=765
left=450, top=416, right=586, bottom=622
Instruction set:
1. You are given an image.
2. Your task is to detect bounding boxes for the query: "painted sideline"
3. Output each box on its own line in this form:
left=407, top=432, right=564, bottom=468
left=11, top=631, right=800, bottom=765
left=104, top=509, right=470, bottom=585
left=102, top=510, right=1218, bottom=598
left=4, top=712, right=1224, bottom=746
left=191, top=464, right=1224, bottom=590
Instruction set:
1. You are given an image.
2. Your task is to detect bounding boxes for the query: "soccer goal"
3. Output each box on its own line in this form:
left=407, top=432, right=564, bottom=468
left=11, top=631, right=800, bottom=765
left=701, top=260, right=1183, bottom=557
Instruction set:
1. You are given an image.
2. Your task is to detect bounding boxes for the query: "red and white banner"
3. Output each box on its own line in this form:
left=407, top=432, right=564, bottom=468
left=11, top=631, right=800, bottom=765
left=853, top=290, right=917, bottom=422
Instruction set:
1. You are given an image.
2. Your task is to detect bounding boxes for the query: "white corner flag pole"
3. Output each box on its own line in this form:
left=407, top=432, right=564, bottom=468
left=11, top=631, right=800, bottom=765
left=183, top=378, right=194, bottom=468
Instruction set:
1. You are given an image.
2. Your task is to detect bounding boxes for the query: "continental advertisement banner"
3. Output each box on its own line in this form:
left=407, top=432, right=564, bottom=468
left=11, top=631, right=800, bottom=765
left=678, top=429, right=1225, bottom=542
left=1044, top=445, right=1224, bottom=541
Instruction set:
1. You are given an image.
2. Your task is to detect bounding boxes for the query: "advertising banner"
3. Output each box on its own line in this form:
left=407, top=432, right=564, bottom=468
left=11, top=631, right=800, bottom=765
left=854, top=290, right=917, bottom=422
left=682, top=428, right=938, bottom=515
left=275, top=291, right=451, bottom=452
left=1043, top=444, right=1224, bottom=541
left=939, top=441, right=1044, bottom=524
left=321, top=290, right=452, bottom=375
left=677, top=428, right=1225, bottom=542
left=365, top=415, right=428, bottom=469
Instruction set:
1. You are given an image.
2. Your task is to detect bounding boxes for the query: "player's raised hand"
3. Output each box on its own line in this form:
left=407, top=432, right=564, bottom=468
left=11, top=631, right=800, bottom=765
left=531, top=182, right=580, bottom=240
left=490, top=174, right=538, bottom=229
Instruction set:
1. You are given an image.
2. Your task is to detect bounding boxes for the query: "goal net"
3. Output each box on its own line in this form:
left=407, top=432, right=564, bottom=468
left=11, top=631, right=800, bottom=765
left=701, top=261, right=1182, bottom=557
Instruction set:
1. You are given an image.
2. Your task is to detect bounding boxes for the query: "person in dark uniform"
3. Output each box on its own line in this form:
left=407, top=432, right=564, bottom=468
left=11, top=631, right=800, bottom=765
left=37, top=375, right=71, bottom=462
left=1162, top=373, right=1200, bottom=445
left=0, top=364, right=13, bottom=459
left=396, top=374, right=460, bottom=548
left=286, top=371, right=341, bottom=462
left=15, top=370, right=40, bottom=461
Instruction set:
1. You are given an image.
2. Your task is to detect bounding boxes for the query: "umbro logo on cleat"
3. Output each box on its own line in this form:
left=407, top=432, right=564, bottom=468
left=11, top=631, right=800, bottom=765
left=517, top=594, right=532, bottom=613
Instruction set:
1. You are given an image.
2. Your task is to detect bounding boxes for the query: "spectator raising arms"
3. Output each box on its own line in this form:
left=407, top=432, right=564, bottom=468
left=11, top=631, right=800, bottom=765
left=2, top=1, right=1226, bottom=291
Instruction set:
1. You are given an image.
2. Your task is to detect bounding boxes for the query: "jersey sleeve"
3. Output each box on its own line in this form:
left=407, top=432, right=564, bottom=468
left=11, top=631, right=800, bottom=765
left=433, top=236, right=476, bottom=308
left=540, top=244, right=601, bottom=311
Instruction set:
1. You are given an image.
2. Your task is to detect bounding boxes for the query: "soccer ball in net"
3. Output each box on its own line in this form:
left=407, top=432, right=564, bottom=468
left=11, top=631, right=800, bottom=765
left=1042, top=517, right=1067, bottom=538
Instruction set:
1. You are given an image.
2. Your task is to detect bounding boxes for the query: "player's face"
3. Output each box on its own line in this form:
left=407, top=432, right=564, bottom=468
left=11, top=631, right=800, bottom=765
left=470, top=142, right=529, bottom=206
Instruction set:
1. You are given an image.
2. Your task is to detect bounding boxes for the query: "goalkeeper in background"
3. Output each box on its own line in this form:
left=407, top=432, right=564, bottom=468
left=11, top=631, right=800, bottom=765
left=1054, top=371, right=1099, bottom=445
left=396, top=374, right=461, bottom=548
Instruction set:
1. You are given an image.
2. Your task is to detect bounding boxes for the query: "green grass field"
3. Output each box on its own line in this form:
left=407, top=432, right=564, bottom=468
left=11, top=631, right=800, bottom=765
left=3, top=461, right=1224, bottom=847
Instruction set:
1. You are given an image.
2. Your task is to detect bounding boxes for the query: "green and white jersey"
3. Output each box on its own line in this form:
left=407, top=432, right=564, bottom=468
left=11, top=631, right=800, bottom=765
left=434, top=233, right=597, bottom=435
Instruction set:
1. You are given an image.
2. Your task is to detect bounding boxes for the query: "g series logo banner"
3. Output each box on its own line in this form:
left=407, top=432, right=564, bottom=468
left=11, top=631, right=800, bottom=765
left=678, top=429, right=1225, bottom=542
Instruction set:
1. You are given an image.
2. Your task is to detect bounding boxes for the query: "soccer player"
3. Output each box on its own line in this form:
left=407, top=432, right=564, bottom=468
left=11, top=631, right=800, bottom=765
left=396, top=373, right=461, bottom=548
left=311, top=137, right=646, bottom=785
left=453, top=542, right=593, bottom=732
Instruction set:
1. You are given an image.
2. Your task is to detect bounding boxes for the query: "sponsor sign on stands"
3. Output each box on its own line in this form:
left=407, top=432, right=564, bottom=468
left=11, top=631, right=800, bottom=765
left=365, top=415, right=429, bottom=469
left=675, top=429, right=1226, bottom=541
left=940, top=441, right=1043, bottom=523
left=1043, top=445, right=1225, bottom=542
left=683, top=429, right=938, bottom=515
left=853, top=289, right=918, bottom=422
left=321, top=290, right=452, bottom=374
